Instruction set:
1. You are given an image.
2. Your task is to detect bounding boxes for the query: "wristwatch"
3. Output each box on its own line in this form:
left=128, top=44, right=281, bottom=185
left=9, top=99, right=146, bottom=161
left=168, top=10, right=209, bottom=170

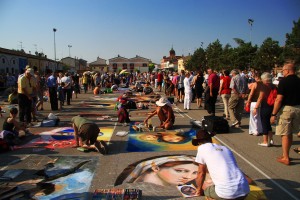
left=271, top=113, right=277, bottom=116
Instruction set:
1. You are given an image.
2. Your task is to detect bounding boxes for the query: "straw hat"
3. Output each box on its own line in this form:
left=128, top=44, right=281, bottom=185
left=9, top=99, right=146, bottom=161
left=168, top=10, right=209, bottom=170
left=156, top=97, right=171, bottom=107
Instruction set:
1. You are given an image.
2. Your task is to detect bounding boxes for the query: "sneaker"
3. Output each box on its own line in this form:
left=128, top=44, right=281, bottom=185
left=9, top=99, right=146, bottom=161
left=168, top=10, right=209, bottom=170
left=230, top=121, right=239, bottom=127
left=258, top=143, right=269, bottom=147
left=94, top=140, right=108, bottom=155
left=94, top=141, right=105, bottom=154
left=100, top=140, right=108, bottom=154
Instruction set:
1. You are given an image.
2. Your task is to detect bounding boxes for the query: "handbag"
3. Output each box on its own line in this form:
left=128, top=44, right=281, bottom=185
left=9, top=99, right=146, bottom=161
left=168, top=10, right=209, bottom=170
left=245, top=102, right=250, bottom=113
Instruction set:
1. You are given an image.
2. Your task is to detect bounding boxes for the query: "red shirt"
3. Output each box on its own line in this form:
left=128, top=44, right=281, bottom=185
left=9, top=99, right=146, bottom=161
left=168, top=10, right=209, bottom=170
left=157, top=73, right=163, bottom=82
left=220, top=76, right=231, bottom=94
left=208, top=73, right=220, bottom=89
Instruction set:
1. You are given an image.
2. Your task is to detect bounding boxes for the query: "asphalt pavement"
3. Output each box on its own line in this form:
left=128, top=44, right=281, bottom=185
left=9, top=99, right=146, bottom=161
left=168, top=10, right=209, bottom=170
left=0, top=88, right=299, bottom=200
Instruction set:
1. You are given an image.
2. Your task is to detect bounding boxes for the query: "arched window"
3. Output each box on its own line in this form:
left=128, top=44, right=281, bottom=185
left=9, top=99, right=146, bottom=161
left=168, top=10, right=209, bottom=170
left=2, top=58, right=5, bottom=64
left=122, top=63, right=127, bottom=69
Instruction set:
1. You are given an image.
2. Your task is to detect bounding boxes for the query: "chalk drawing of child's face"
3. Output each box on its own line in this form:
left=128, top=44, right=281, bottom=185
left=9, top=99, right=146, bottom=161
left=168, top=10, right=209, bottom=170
left=139, top=134, right=159, bottom=141
left=161, top=134, right=185, bottom=143
left=152, top=163, right=198, bottom=185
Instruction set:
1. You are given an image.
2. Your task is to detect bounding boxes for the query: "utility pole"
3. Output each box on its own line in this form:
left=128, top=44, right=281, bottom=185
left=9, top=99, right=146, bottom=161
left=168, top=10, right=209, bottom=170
left=248, top=19, right=254, bottom=44
left=68, top=45, right=72, bottom=57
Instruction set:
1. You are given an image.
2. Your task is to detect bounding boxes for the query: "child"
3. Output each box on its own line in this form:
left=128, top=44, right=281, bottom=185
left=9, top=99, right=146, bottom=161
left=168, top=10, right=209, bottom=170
left=0, top=107, right=28, bottom=150
left=57, top=82, right=65, bottom=110
left=8, top=89, right=18, bottom=104
left=117, top=98, right=130, bottom=126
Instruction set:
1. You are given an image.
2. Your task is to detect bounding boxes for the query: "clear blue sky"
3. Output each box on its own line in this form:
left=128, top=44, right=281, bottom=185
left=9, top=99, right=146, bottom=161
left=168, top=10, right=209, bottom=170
left=1, top=0, right=299, bottom=64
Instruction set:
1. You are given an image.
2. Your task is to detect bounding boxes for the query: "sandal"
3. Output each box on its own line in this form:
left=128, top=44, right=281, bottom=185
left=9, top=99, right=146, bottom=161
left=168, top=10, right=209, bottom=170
left=293, top=148, right=300, bottom=154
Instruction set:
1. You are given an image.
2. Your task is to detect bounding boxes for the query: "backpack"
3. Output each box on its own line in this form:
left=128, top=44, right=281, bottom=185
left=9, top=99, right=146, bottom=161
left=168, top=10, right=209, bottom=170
left=127, top=101, right=137, bottom=109
left=267, top=85, right=277, bottom=106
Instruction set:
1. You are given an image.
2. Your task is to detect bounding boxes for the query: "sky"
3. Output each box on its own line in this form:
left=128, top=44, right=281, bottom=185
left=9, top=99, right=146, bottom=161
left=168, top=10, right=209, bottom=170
left=0, top=0, right=299, bottom=64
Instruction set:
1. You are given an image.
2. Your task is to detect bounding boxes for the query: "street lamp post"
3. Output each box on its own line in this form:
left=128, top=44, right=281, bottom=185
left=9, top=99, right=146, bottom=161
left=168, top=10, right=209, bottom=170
left=53, top=28, right=57, bottom=61
left=248, top=19, right=254, bottom=44
left=68, top=45, right=72, bottom=57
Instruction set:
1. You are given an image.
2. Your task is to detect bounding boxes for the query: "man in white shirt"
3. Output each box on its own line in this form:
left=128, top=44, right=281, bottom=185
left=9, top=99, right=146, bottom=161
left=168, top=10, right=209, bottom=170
left=61, top=72, right=72, bottom=105
left=183, top=72, right=192, bottom=110
left=193, top=130, right=250, bottom=199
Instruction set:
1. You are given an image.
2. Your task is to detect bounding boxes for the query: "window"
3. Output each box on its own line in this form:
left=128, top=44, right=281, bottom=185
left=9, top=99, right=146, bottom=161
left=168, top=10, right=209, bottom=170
left=122, top=63, right=127, bottom=69
left=142, top=63, right=147, bottom=67
left=2, top=58, right=5, bottom=64
left=12, top=60, right=16, bottom=64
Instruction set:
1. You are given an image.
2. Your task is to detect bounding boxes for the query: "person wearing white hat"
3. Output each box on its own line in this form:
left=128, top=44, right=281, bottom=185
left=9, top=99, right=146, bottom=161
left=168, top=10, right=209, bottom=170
left=144, top=97, right=175, bottom=130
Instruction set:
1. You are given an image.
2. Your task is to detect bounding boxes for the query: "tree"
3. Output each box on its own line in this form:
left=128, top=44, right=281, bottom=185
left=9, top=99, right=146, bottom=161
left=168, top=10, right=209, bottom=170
left=253, top=37, right=282, bottom=71
left=233, top=38, right=257, bottom=70
left=283, top=18, right=300, bottom=65
left=184, top=47, right=206, bottom=71
left=206, top=39, right=223, bottom=70
left=148, top=63, right=155, bottom=72
left=221, top=44, right=234, bottom=69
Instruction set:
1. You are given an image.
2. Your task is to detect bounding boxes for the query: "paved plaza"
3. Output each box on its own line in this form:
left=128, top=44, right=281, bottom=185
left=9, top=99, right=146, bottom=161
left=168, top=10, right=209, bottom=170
left=0, top=89, right=299, bottom=199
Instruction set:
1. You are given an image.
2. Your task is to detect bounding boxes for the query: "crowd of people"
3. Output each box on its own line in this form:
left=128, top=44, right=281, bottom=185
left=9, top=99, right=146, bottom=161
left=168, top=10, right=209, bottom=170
left=0, top=59, right=299, bottom=199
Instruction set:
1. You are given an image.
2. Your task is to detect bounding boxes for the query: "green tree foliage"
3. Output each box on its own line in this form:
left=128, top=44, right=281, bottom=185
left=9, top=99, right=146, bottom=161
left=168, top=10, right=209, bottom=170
left=184, top=47, right=206, bottom=71
left=206, top=39, right=223, bottom=70
left=148, top=63, right=155, bottom=72
left=283, top=18, right=300, bottom=65
left=221, top=44, right=234, bottom=69
left=253, top=37, right=282, bottom=71
left=181, top=18, right=299, bottom=72
left=233, top=38, right=257, bottom=70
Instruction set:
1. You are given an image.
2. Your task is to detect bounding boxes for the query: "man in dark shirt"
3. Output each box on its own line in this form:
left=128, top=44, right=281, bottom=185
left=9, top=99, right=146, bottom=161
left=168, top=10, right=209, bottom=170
left=271, top=61, right=300, bottom=165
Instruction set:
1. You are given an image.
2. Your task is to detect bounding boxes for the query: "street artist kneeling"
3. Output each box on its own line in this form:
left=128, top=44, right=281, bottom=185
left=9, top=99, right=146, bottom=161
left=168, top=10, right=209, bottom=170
left=144, top=97, right=175, bottom=130
left=72, top=115, right=108, bottom=154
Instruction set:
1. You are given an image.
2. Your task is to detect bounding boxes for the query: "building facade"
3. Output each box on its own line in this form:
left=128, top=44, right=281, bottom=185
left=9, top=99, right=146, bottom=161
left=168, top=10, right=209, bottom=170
left=60, top=57, right=88, bottom=73
left=177, top=55, right=191, bottom=72
left=89, top=57, right=108, bottom=73
left=0, top=47, right=62, bottom=75
left=160, top=47, right=182, bottom=71
left=108, top=55, right=150, bottom=73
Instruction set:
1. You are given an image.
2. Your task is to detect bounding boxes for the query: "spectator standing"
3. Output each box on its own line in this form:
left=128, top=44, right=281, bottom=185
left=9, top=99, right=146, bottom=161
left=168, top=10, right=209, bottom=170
left=218, top=70, right=231, bottom=119
left=255, top=73, right=276, bottom=147
left=246, top=72, right=263, bottom=135
left=205, top=69, right=220, bottom=116
left=171, top=71, right=178, bottom=97
left=61, top=72, right=72, bottom=105
left=192, top=70, right=204, bottom=108
left=228, top=69, right=248, bottom=127
left=183, top=72, right=192, bottom=110
left=82, top=73, right=88, bottom=93
left=177, top=70, right=185, bottom=103
left=47, top=71, right=58, bottom=111
left=17, top=68, right=36, bottom=125
left=271, top=61, right=300, bottom=165
left=157, top=71, right=163, bottom=92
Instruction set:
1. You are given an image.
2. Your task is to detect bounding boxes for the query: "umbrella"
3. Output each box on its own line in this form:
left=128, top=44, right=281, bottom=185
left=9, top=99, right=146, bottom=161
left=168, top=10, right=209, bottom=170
left=83, top=71, right=91, bottom=75
left=119, top=69, right=129, bottom=75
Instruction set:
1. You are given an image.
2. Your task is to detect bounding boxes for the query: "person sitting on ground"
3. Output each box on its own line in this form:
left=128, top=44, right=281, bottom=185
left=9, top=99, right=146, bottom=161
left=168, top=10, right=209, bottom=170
left=0, top=107, right=28, bottom=150
left=8, top=89, right=18, bottom=104
left=134, top=81, right=143, bottom=92
left=143, top=81, right=154, bottom=95
left=72, top=115, right=108, bottom=154
left=144, top=97, right=175, bottom=130
left=192, top=130, right=250, bottom=199
left=93, top=83, right=101, bottom=95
